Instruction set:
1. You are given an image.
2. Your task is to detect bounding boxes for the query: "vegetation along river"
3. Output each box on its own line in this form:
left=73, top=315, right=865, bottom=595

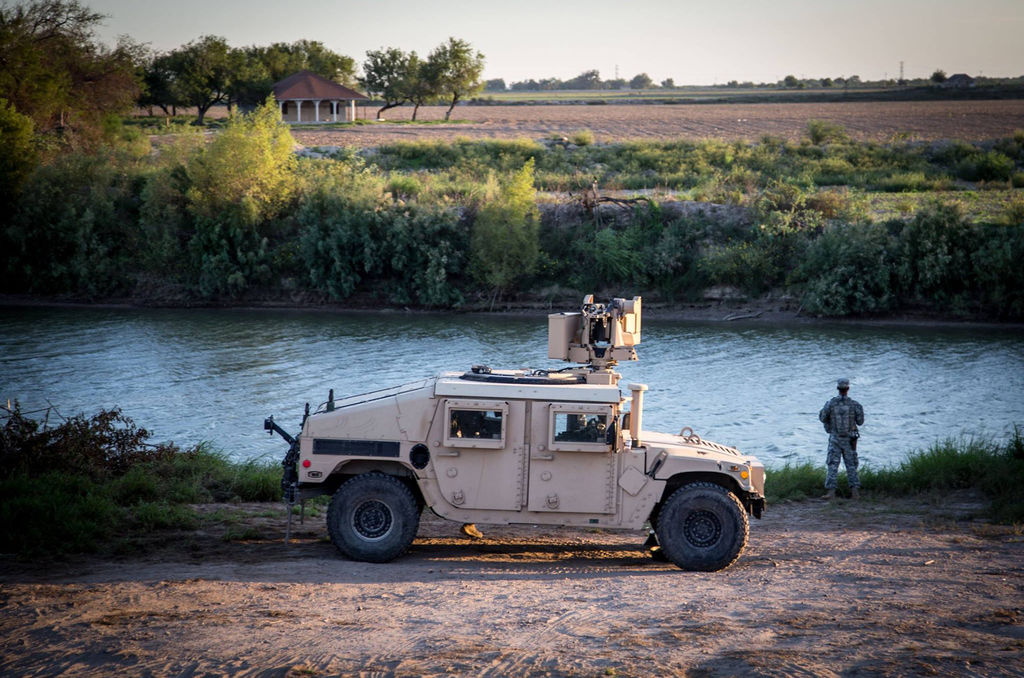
left=1, top=306, right=1021, bottom=469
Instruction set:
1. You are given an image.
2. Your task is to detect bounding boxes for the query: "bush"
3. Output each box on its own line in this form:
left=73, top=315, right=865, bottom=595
left=570, top=129, right=595, bottom=147
left=893, top=202, right=976, bottom=307
left=469, top=159, right=540, bottom=302
left=299, top=198, right=467, bottom=307
left=798, top=222, right=897, bottom=316
left=805, top=119, right=848, bottom=145
left=3, top=152, right=140, bottom=295
left=956, top=151, right=1015, bottom=182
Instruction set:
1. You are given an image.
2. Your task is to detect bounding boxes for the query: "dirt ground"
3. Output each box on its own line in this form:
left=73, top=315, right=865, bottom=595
left=292, top=100, right=1024, bottom=148
left=1, top=496, right=1021, bottom=677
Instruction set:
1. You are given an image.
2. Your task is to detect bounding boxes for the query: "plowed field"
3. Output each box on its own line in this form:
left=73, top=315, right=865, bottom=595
left=293, top=100, right=1024, bottom=148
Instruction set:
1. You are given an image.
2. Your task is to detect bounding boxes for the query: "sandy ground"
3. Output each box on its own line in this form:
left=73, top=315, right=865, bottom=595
left=291, top=100, right=1024, bottom=148
left=1, top=496, right=1021, bottom=677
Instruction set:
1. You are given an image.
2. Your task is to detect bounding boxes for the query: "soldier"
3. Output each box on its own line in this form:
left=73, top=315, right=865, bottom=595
left=819, top=378, right=864, bottom=500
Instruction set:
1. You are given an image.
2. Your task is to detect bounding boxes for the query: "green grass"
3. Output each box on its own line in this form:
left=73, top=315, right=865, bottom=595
left=767, top=428, right=1024, bottom=524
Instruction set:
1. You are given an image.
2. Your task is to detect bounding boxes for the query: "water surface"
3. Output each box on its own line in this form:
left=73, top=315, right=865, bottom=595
left=2, top=307, right=1021, bottom=467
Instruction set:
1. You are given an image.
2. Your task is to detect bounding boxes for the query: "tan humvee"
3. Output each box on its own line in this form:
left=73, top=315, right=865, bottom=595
left=265, top=296, right=766, bottom=571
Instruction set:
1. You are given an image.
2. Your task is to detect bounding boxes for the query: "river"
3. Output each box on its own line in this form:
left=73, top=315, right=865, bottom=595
left=1, top=306, right=1021, bottom=468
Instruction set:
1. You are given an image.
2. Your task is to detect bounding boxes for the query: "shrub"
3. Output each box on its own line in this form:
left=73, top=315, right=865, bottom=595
left=571, top=129, right=595, bottom=147
left=299, top=198, right=467, bottom=307
left=893, top=202, right=976, bottom=307
left=956, top=151, right=1015, bottom=182
left=469, top=159, right=540, bottom=303
left=798, top=222, right=897, bottom=316
left=805, top=119, right=848, bottom=145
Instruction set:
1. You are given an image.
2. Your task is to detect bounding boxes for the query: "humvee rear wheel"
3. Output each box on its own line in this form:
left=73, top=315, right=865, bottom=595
left=327, top=473, right=420, bottom=563
left=654, top=481, right=748, bottom=572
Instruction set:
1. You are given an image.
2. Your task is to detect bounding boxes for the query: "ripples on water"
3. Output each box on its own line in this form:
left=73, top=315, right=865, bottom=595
left=1, top=307, right=1022, bottom=468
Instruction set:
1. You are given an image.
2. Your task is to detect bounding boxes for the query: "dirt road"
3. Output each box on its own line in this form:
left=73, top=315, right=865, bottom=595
left=1, top=498, right=1021, bottom=677
left=292, top=100, right=1024, bottom=149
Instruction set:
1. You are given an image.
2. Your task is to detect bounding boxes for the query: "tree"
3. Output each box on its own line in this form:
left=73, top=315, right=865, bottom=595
left=0, top=0, right=142, bottom=138
left=783, top=74, right=799, bottom=88
left=566, top=69, right=601, bottom=90
left=469, top=159, right=539, bottom=306
left=661, top=78, right=675, bottom=88
left=821, top=77, right=833, bottom=87
left=484, top=78, right=506, bottom=92
left=140, top=52, right=181, bottom=116
left=361, top=47, right=412, bottom=118
left=0, top=99, right=37, bottom=204
left=165, top=35, right=233, bottom=124
left=404, top=52, right=440, bottom=121
left=931, top=69, right=947, bottom=84
left=427, top=37, right=484, bottom=121
left=629, top=73, right=653, bottom=89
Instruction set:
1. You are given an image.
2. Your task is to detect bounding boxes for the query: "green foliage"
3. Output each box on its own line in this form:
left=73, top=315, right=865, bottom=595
left=570, top=129, right=595, bottom=147
left=0, top=1, right=142, bottom=141
left=298, top=193, right=467, bottom=306
left=0, top=404, right=283, bottom=555
left=766, top=428, right=1024, bottom=523
left=0, top=98, right=37, bottom=203
left=955, top=150, right=1015, bottom=182
left=894, top=202, right=975, bottom=307
left=184, top=100, right=298, bottom=296
left=162, top=35, right=233, bottom=124
left=428, top=37, right=485, bottom=120
left=798, top=222, right=897, bottom=315
left=805, top=119, right=848, bottom=145
left=361, top=47, right=415, bottom=116
left=3, top=150, right=141, bottom=294
left=469, top=159, right=539, bottom=298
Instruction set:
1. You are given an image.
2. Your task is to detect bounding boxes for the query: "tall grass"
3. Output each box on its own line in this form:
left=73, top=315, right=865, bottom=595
left=767, top=427, right=1024, bottom=523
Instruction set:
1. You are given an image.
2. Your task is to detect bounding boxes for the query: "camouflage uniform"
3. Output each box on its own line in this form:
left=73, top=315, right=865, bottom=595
left=819, top=379, right=864, bottom=490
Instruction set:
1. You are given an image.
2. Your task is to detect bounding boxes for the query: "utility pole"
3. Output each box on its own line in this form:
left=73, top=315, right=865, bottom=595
left=899, top=60, right=904, bottom=83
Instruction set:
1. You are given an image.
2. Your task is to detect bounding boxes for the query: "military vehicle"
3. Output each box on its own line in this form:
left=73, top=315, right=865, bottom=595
left=265, top=296, right=765, bottom=571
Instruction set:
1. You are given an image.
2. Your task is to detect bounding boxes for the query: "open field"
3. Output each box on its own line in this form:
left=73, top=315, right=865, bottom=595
left=292, top=99, right=1024, bottom=148
left=1, top=498, right=1021, bottom=677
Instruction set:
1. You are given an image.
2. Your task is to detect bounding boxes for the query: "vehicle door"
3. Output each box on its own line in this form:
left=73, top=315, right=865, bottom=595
left=527, top=402, right=617, bottom=514
left=431, top=399, right=526, bottom=511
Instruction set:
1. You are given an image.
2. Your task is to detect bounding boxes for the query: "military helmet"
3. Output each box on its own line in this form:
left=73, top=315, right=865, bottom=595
left=836, top=378, right=850, bottom=389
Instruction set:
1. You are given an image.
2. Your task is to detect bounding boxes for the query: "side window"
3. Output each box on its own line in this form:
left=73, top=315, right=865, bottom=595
left=450, top=409, right=503, bottom=440
left=548, top=404, right=614, bottom=451
left=553, top=412, right=609, bottom=443
left=443, top=400, right=508, bottom=449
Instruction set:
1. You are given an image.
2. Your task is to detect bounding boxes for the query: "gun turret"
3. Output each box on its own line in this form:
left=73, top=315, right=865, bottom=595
left=547, top=295, right=642, bottom=370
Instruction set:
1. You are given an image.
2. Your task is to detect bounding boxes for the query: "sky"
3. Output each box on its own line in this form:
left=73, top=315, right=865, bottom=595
left=85, top=0, right=1024, bottom=85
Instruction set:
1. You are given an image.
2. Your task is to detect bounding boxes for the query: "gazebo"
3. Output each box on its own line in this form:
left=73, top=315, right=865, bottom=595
left=272, top=70, right=368, bottom=123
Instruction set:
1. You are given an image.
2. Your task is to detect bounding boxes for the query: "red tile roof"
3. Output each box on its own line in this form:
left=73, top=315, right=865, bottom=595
left=272, top=70, right=368, bottom=100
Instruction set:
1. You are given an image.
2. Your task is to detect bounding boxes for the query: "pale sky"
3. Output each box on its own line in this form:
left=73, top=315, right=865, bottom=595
left=86, top=0, right=1024, bottom=85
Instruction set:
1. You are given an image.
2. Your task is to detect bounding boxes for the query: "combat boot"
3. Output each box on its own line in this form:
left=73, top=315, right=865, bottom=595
left=821, top=488, right=836, bottom=500
left=460, top=523, right=483, bottom=539
left=850, top=487, right=860, bottom=500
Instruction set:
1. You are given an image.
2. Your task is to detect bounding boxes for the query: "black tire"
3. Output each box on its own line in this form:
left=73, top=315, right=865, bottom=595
left=327, top=473, right=420, bottom=563
left=654, top=481, right=749, bottom=572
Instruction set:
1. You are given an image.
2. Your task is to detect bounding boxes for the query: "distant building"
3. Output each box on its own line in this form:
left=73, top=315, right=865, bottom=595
left=942, top=73, right=976, bottom=89
left=272, top=70, right=368, bottom=123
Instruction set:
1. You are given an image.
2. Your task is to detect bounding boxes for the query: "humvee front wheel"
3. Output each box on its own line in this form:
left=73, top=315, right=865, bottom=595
left=654, top=481, right=748, bottom=572
left=327, top=473, right=420, bottom=563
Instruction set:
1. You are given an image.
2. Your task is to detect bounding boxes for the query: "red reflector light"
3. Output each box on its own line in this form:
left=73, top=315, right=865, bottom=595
left=302, top=459, right=311, bottom=468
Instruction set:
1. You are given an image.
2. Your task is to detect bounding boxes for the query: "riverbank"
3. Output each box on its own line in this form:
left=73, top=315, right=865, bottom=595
left=5, top=292, right=1024, bottom=329
left=1, top=498, right=1021, bottom=677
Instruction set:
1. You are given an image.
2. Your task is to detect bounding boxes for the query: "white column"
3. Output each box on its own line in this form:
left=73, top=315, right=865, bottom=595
left=278, top=100, right=284, bottom=119
left=296, top=101, right=302, bottom=122
left=350, top=100, right=356, bottom=122
left=332, top=101, right=338, bottom=122
left=314, top=100, right=321, bottom=122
